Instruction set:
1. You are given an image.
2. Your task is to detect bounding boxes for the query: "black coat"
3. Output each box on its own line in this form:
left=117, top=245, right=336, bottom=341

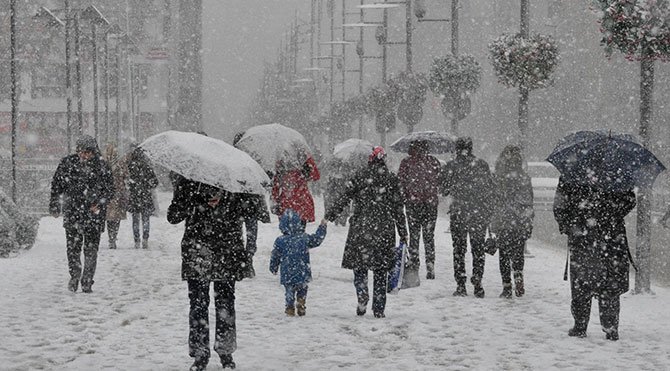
left=167, top=178, right=256, bottom=281
left=490, top=171, right=534, bottom=239
left=553, top=177, right=636, bottom=295
left=127, top=150, right=158, bottom=214
left=50, top=154, right=114, bottom=230
left=325, top=162, right=408, bottom=271
left=441, top=154, right=495, bottom=220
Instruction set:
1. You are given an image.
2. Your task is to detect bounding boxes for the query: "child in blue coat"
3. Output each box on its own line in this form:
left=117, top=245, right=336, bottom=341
left=270, top=208, right=327, bottom=316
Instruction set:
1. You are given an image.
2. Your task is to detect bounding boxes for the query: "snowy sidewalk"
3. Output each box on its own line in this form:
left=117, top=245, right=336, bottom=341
left=1, top=195, right=670, bottom=370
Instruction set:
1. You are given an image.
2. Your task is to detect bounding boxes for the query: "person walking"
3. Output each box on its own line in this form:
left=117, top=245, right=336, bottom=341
left=271, top=155, right=320, bottom=224
left=397, top=140, right=442, bottom=280
left=269, top=209, right=327, bottom=317
left=490, top=145, right=534, bottom=298
left=325, top=146, right=407, bottom=318
left=103, top=144, right=128, bottom=250
left=167, top=178, right=252, bottom=370
left=127, top=146, right=158, bottom=249
left=49, top=135, right=114, bottom=293
left=553, top=176, right=635, bottom=341
left=441, top=137, right=495, bottom=298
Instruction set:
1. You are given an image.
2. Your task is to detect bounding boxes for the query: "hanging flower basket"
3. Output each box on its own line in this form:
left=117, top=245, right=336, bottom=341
left=488, top=33, right=559, bottom=90
left=596, top=0, right=670, bottom=61
left=389, top=72, right=428, bottom=131
left=428, top=54, right=482, bottom=97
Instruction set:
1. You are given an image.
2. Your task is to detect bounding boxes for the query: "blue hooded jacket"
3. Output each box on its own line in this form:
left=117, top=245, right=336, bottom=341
left=269, top=209, right=327, bottom=286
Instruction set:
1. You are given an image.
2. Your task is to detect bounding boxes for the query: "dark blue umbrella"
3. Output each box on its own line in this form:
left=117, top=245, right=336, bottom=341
left=546, top=130, right=665, bottom=191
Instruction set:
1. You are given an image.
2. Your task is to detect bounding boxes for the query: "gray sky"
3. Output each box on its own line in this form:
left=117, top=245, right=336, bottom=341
left=202, top=0, right=307, bottom=140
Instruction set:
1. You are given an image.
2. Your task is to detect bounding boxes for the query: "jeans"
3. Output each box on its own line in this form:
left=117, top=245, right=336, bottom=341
left=284, top=284, right=308, bottom=308
left=353, top=269, right=387, bottom=315
left=406, top=202, right=437, bottom=269
left=106, top=220, right=120, bottom=243
left=65, top=226, right=101, bottom=288
left=132, top=212, right=150, bottom=242
left=187, top=279, right=237, bottom=359
left=450, top=210, right=487, bottom=286
left=497, top=229, right=525, bottom=284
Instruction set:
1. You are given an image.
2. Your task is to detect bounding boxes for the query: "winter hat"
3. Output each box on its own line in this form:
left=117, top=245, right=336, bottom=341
left=369, top=146, right=386, bottom=163
left=76, top=135, right=99, bottom=153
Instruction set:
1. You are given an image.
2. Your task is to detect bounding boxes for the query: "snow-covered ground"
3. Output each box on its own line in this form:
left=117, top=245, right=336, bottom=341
left=2, top=193, right=670, bottom=371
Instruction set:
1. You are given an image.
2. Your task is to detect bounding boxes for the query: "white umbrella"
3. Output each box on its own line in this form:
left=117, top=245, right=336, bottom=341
left=139, top=131, right=270, bottom=195
left=389, top=131, right=457, bottom=154
left=235, top=123, right=312, bottom=173
left=324, top=138, right=374, bottom=176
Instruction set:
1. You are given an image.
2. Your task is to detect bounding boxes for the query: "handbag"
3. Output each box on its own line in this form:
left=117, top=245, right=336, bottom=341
left=484, top=230, right=498, bottom=255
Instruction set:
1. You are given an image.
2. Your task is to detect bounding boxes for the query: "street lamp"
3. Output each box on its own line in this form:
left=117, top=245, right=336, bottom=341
left=102, top=24, right=122, bottom=146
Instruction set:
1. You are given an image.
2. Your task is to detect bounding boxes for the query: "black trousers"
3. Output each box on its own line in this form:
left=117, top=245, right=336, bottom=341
left=497, top=229, right=525, bottom=285
left=353, top=269, right=387, bottom=315
left=106, top=220, right=120, bottom=242
left=450, top=210, right=487, bottom=286
left=187, top=279, right=237, bottom=359
left=65, top=226, right=101, bottom=287
left=569, top=238, right=621, bottom=332
left=405, top=202, right=437, bottom=269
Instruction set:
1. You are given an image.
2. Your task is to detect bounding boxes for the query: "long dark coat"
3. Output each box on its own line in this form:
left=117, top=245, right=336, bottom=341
left=490, top=171, right=534, bottom=239
left=553, top=177, right=636, bottom=296
left=167, top=178, right=254, bottom=281
left=127, top=149, right=158, bottom=214
left=50, top=154, right=114, bottom=230
left=325, top=161, right=408, bottom=271
left=441, top=154, right=495, bottom=220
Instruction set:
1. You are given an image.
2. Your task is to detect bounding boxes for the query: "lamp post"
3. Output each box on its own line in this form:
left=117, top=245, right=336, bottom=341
left=80, top=5, right=110, bottom=144
left=10, top=0, right=18, bottom=202
left=103, top=24, right=122, bottom=146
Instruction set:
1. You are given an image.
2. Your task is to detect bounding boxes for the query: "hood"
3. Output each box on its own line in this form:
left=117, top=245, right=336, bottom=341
left=279, top=208, right=304, bottom=235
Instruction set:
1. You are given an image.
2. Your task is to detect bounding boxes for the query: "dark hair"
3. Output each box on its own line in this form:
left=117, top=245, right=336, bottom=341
left=495, top=145, right=523, bottom=176
left=455, top=137, right=473, bottom=156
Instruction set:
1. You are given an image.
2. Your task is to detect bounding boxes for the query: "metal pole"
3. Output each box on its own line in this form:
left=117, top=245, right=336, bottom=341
left=406, top=0, right=412, bottom=73
left=10, top=0, right=18, bottom=202
left=115, top=43, right=122, bottom=146
left=74, top=12, right=84, bottom=136
left=103, top=32, right=110, bottom=145
left=136, top=65, right=141, bottom=140
left=520, top=0, right=529, bottom=38
left=358, top=0, right=364, bottom=139
left=329, top=0, right=334, bottom=108
left=64, top=0, right=72, bottom=153
left=450, top=0, right=459, bottom=134
left=92, top=23, right=100, bottom=142
left=382, top=6, right=388, bottom=85
left=341, top=0, right=346, bottom=101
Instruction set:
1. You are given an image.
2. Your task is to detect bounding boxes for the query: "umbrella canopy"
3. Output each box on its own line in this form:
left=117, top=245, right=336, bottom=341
left=235, top=123, right=312, bottom=173
left=139, top=131, right=270, bottom=195
left=325, top=138, right=374, bottom=176
left=389, top=131, right=457, bottom=154
left=546, top=130, right=665, bottom=191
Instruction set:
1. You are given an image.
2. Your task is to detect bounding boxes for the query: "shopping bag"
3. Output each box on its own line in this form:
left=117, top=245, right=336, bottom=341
left=387, top=242, right=407, bottom=294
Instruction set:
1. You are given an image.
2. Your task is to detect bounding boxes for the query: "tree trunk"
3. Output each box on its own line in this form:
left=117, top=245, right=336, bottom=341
left=635, top=58, right=654, bottom=294
left=518, top=85, right=529, bottom=157
left=176, top=0, right=203, bottom=132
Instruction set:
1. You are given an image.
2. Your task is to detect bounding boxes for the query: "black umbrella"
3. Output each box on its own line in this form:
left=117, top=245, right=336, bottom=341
left=389, top=131, right=457, bottom=154
left=546, top=130, right=665, bottom=191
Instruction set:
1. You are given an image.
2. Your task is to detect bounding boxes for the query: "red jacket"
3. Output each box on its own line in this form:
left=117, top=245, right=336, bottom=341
left=398, top=153, right=441, bottom=205
left=271, top=157, right=320, bottom=222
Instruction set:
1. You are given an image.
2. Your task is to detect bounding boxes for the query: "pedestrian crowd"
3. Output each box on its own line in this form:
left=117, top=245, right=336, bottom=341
left=49, top=133, right=636, bottom=370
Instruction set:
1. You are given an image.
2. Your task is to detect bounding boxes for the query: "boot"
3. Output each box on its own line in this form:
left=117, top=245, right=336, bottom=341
left=499, top=283, right=513, bottom=299
left=568, top=326, right=587, bottom=338
left=296, top=298, right=306, bottom=316
left=514, top=271, right=525, bottom=297
left=109, top=240, right=116, bottom=249
left=142, top=239, right=149, bottom=249
left=453, top=284, right=467, bottom=297
left=473, top=285, right=485, bottom=298
left=285, top=306, right=295, bottom=316
left=189, top=356, right=209, bottom=371
left=426, top=262, right=435, bottom=280
left=604, top=328, right=619, bottom=341
left=220, top=354, right=236, bottom=369
left=68, top=277, right=79, bottom=292
left=134, top=240, right=141, bottom=249
left=356, top=302, right=366, bottom=316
